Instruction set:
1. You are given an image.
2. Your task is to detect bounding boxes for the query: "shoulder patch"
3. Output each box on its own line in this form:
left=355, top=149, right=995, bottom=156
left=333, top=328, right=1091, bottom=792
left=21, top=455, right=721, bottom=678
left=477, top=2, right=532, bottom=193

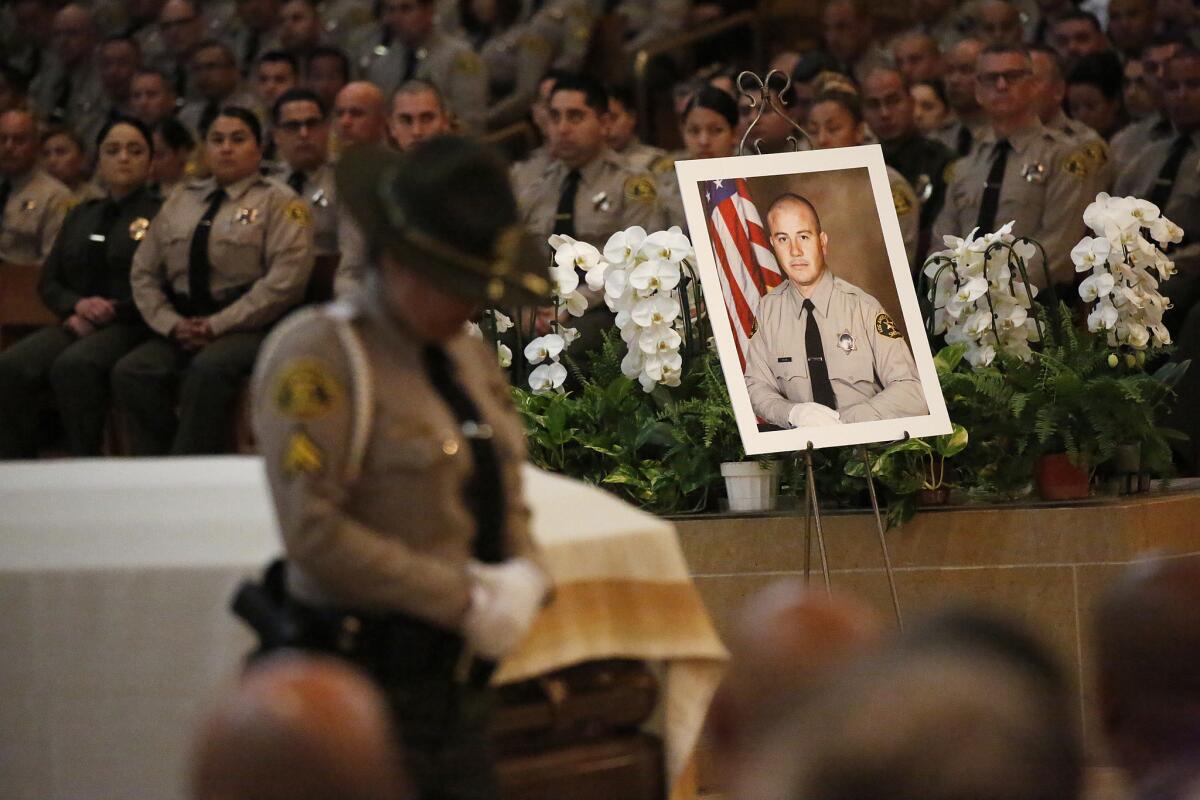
left=453, top=51, right=481, bottom=73
left=624, top=175, right=657, bottom=203
left=274, top=357, right=343, bottom=421
left=284, top=199, right=312, bottom=227
left=942, top=160, right=958, bottom=185
left=650, top=155, right=676, bottom=175
left=891, top=183, right=914, bottom=216
left=282, top=428, right=324, bottom=478
left=875, top=312, right=902, bottom=339
left=1062, top=149, right=1091, bottom=179
left=1083, top=140, right=1109, bottom=166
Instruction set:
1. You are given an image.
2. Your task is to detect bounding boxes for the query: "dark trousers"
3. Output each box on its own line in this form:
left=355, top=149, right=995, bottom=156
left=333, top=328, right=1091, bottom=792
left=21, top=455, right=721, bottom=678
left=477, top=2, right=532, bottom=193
left=0, top=323, right=148, bottom=458
left=111, top=330, right=266, bottom=455
left=386, top=678, right=500, bottom=800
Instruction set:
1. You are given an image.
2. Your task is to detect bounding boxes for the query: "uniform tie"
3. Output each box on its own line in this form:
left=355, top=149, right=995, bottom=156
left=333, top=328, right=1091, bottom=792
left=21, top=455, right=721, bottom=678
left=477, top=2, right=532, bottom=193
left=553, top=168, right=581, bottom=237
left=88, top=199, right=123, bottom=297
left=802, top=298, right=837, bottom=410
left=956, top=125, right=973, bottom=157
left=173, top=62, right=187, bottom=97
left=243, top=28, right=260, bottom=73
left=287, top=170, right=307, bottom=196
left=54, top=75, right=72, bottom=120
left=0, top=179, right=11, bottom=220
left=422, top=345, right=505, bottom=564
left=188, top=188, right=227, bottom=311
left=975, top=138, right=1009, bottom=234
left=402, top=45, right=419, bottom=82
left=1148, top=134, right=1192, bottom=210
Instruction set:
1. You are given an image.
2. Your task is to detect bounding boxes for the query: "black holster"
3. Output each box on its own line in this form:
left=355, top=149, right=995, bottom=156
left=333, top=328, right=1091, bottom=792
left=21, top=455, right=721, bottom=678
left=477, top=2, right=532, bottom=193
left=231, top=559, right=495, bottom=688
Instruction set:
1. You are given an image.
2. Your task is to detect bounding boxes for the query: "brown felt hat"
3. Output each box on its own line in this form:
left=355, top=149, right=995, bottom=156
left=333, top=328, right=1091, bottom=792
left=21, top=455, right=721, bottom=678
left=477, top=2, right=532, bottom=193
left=336, top=137, right=551, bottom=306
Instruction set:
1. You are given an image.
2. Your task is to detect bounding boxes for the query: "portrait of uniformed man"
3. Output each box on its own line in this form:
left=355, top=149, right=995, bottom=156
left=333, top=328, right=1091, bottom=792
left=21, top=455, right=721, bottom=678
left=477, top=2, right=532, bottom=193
left=744, top=192, right=930, bottom=429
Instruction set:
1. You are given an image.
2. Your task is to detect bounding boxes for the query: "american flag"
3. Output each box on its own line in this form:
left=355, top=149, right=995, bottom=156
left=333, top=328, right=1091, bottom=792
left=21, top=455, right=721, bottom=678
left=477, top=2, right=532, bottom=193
left=701, top=178, right=784, bottom=367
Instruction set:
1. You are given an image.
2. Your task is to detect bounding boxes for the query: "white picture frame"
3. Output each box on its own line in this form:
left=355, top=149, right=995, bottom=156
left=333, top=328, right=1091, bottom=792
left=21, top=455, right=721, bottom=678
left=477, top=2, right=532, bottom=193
left=676, top=145, right=952, bottom=456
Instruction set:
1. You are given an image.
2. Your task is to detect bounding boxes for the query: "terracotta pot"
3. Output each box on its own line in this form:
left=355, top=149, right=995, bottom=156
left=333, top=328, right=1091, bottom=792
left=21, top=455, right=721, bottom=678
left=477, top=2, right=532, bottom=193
left=1035, top=453, right=1090, bottom=501
left=918, top=487, right=951, bottom=506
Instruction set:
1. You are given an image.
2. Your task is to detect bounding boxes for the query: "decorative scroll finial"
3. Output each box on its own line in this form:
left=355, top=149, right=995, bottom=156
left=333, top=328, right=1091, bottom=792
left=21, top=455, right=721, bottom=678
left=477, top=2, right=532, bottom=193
left=735, top=69, right=813, bottom=156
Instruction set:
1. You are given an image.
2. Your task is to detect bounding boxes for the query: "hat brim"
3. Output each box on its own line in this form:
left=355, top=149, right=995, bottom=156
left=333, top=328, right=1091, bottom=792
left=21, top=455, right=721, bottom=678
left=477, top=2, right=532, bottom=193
left=336, top=144, right=553, bottom=307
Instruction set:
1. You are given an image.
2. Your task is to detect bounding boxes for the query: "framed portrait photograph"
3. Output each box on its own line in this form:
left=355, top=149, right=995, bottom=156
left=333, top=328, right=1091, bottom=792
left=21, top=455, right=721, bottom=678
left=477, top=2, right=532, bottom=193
left=675, top=145, right=952, bottom=456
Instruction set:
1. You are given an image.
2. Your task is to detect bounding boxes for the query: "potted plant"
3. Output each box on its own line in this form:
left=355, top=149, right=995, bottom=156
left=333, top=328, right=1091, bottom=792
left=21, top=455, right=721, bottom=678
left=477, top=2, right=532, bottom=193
left=843, top=423, right=969, bottom=526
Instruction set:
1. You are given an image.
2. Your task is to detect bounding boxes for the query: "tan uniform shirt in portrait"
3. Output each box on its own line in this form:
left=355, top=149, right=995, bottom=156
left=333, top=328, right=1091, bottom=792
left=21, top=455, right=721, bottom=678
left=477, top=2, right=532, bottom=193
left=1047, top=109, right=1114, bottom=194
left=130, top=173, right=314, bottom=337
left=480, top=21, right=554, bottom=130
left=250, top=285, right=537, bottom=627
left=745, top=271, right=929, bottom=428
left=358, top=27, right=489, bottom=132
left=0, top=168, right=73, bottom=266
left=930, top=120, right=1092, bottom=288
left=514, top=148, right=665, bottom=247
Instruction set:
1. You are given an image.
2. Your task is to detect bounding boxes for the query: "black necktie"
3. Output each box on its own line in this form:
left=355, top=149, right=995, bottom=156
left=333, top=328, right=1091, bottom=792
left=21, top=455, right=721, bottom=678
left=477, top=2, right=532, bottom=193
left=89, top=200, right=123, bottom=296
left=243, top=29, right=260, bottom=72
left=1148, top=135, right=1192, bottom=210
left=976, top=139, right=1009, bottom=234
left=287, top=170, right=306, bottom=196
left=54, top=75, right=72, bottom=119
left=956, top=125, right=973, bottom=157
left=553, top=169, right=581, bottom=237
left=402, top=46, right=419, bottom=81
left=188, top=188, right=226, bottom=311
left=174, top=62, right=187, bottom=97
left=802, top=298, right=837, bottom=410
left=0, top=180, right=11, bottom=221
left=422, top=345, right=505, bottom=564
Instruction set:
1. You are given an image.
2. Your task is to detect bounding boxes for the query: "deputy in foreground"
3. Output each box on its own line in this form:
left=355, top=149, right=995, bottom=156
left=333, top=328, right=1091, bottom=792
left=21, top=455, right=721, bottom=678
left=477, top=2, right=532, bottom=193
left=745, top=193, right=928, bottom=429
left=249, top=136, right=553, bottom=800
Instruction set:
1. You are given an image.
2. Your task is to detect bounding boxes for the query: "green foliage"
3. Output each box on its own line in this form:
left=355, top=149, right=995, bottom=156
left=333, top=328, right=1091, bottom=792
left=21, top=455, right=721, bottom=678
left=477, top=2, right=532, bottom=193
left=512, top=329, right=741, bottom=514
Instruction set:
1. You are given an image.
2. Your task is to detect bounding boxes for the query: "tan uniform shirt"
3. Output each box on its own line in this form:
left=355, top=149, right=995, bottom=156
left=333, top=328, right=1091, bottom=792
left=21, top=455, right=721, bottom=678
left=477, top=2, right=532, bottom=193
left=745, top=271, right=928, bottom=427
left=530, top=0, right=594, bottom=71
left=1047, top=109, right=1114, bottom=194
left=1114, top=128, right=1200, bottom=274
left=130, top=173, right=314, bottom=337
left=514, top=148, right=665, bottom=247
left=29, top=58, right=107, bottom=147
left=616, top=140, right=668, bottom=173
left=321, top=0, right=377, bottom=49
left=1110, top=114, right=1173, bottom=168
left=358, top=27, right=489, bottom=132
left=270, top=161, right=339, bottom=256
left=0, top=168, right=73, bottom=266
left=931, top=120, right=1092, bottom=288
left=224, top=24, right=284, bottom=74
left=613, top=0, right=687, bottom=52
left=652, top=150, right=686, bottom=231
left=480, top=22, right=554, bottom=130
left=887, top=164, right=921, bottom=270
left=250, top=285, right=536, bottom=627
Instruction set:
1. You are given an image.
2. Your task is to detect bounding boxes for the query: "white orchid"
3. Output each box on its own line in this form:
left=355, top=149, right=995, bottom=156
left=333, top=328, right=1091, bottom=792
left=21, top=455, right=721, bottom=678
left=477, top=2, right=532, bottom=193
left=926, top=221, right=1042, bottom=367
left=1071, top=237, right=1111, bottom=272
left=549, top=260, right=580, bottom=295
left=524, top=333, right=565, bottom=364
left=496, top=342, right=512, bottom=368
left=562, top=290, right=588, bottom=317
left=599, top=225, right=695, bottom=392
left=561, top=327, right=580, bottom=347
left=553, top=237, right=603, bottom=273
left=492, top=310, right=513, bottom=333
left=529, top=362, right=567, bottom=393
left=628, top=258, right=681, bottom=296
left=1073, top=192, right=1179, bottom=351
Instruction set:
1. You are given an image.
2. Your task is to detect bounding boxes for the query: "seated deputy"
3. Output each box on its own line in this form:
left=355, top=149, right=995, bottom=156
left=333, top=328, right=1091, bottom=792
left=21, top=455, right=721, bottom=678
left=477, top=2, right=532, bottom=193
left=745, top=193, right=928, bottom=429
left=0, top=117, right=161, bottom=458
left=113, top=106, right=314, bottom=456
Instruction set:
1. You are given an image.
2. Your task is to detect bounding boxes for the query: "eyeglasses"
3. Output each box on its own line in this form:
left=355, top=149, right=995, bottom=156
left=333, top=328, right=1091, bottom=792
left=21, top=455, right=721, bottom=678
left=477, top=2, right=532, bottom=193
left=976, top=69, right=1031, bottom=87
left=277, top=118, right=326, bottom=133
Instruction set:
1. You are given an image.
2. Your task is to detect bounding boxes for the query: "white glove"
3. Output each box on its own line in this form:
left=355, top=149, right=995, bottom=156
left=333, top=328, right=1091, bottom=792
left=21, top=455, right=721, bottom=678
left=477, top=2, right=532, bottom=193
left=788, top=402, right=842, bottom=428
left=462, top=557, right=551, bottom=660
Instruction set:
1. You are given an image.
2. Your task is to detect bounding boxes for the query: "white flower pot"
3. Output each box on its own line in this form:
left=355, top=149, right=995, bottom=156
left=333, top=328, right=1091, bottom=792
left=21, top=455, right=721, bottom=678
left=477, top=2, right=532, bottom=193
left=720, top=460, right=781, bottom=512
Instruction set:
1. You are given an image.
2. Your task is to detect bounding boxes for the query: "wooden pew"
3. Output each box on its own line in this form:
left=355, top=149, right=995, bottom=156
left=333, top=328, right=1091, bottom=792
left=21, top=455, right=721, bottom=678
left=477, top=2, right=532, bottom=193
left=0, top=262, right=56, bottom=350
